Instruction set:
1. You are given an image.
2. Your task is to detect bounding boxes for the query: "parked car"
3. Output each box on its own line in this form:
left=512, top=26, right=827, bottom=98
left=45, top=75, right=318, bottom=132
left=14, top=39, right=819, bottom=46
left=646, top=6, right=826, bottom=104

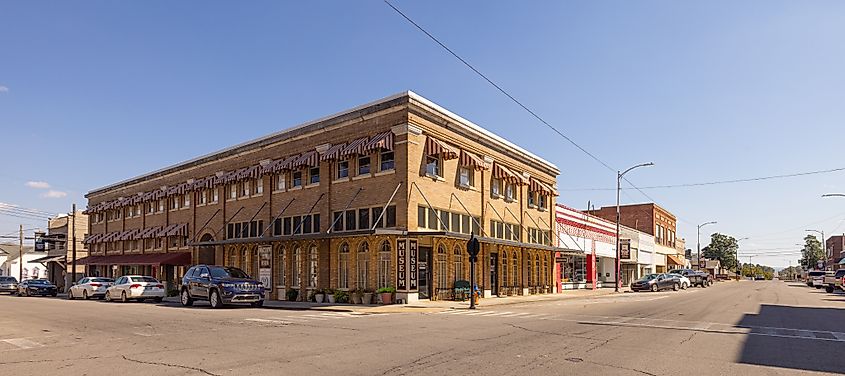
left=822, top=269, right=845, bottom=293
left=667, top=269, right=712, bottom=287
left=68, top=277, right=114, bottom=300
left=0, top=276, right=19, bottom=295
left=667, top=273, right=691, bottom=289
left=104, top=275, right=165, bottom=303
left=754, top=275, right=766, bottom=281
left=807, top=270, right=827, bottom=287
left=180, top=265, right=265, bottom=308
left=631, top=273, right=681, bottom=292
left=17, top=279, right=58, bottom=297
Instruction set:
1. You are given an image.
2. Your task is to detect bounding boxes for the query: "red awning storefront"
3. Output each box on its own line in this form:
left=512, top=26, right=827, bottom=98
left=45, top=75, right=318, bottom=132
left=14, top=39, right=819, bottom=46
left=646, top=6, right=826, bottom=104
left=77, top=252, right=191, bottom=266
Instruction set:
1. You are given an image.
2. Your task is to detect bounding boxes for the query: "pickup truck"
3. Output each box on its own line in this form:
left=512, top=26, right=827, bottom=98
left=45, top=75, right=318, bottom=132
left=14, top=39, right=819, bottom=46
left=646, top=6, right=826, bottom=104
left=822, top=269, right=845, bottom=293
left=667, top=269, right=712, bottom=287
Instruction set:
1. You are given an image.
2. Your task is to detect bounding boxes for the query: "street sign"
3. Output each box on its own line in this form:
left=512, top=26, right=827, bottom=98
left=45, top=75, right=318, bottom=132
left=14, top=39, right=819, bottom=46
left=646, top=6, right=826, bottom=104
left=34, top=232, right=45, bottom=251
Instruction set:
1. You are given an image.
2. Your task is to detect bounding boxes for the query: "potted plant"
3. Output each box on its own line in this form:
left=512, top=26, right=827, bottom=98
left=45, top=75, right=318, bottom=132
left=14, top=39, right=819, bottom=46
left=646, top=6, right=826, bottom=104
left=325, top=288, right=336, bottom=303
left=334, top=290, right=349, bottom=304
left=350, top=288, right=362, bottom=304
left=362, top=288, right=374, bottom=305
left=314, top=289, right=325, bottom=303
left=376, top=287, right=395, bottom=304
left=286, top=289, right=299, bottom=302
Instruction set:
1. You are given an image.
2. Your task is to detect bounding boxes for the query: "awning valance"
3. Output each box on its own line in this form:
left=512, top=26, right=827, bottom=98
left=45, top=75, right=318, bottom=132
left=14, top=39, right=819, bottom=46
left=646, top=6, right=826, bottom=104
left=292, top=150, right=319, bottom=168
left=320, top=143, right=347, bottom=161
left=340, top=137, right=368, bottom=158
left=361, top=131, right=394, bottom=153
left=225, top=165, right=261, bottom=183
left=77, top=252, right=191, bottom=266
left=424, top=137, right=459, bottom=160
left=530, top=178, right=557, bottom=196
left=460, top=150, right=489, bottom=170
left=667, top=255, right=685, bottom=266
left=492, top=163, right=525, bottom=185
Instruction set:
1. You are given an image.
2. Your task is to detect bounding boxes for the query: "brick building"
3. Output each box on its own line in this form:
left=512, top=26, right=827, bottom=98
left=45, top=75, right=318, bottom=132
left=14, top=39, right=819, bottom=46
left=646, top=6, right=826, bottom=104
left=82, top=91, right=560, bottom=303
left=826, top=235, right=845, bottom=270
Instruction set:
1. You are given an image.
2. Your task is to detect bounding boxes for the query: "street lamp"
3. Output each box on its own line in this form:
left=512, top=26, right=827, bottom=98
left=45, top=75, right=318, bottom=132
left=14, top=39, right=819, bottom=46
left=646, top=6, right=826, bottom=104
left=806, top=229, right=825, bottom=270
left=615, top=162, right=654, bottom=293
left=697, top=221, right=717, bottom=271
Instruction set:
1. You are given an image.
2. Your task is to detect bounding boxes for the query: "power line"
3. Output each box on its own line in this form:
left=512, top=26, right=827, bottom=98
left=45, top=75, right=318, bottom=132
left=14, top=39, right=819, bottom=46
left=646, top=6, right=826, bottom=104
left=561, top=167, right=845, bottom=191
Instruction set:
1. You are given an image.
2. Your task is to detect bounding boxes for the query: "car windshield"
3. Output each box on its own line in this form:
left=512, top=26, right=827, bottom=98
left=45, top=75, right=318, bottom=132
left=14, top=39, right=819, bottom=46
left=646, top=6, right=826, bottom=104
left=808, top=271, right=826, bottom=277
left=130, top=277, right=158, bottom=283
left=29, top=280, right=50, bottom=285
left=91, top=278, right=113, bottom=283
left=668, top=273, right=683, bottom=278
left=209, top=267, right=250, bottom=279
left=0, top=277, right=16, bottom=283
left=640, top=274, right=659, bottom=281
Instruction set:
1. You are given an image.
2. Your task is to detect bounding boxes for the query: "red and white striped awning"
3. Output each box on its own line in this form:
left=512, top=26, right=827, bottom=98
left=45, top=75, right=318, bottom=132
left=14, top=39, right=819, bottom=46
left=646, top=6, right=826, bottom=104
left=166, top=182, right=191, bottom=196
left=101, top=231, right=119, bottom=243
left=340, top=137, right=368, bottom=157
left=530, top=177, right=557, bottom=196
left=361, top=131, right=394, bottom=153
left=82, top=233, right=102, bottom=244
left=424, top=136, right=459, bottom=160
left=263, top=155, right=300, bottom=174
left=157, top=223, right=188, bottom=238
left=292, top=150, right=319, bottom=168
left=460, top=150, right=490, bottom=170
left=139, top=226, right=162, bottom=239
left=320, top=143, right=347, bottom=161
left=492, top=162, right=525, bottom=185
left=225, top=165, right=262, bottom=183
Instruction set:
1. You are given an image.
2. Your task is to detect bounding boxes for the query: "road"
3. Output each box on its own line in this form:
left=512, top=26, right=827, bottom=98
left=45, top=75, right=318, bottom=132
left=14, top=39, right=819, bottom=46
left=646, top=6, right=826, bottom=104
left=0, top=280, right=843, bottom=376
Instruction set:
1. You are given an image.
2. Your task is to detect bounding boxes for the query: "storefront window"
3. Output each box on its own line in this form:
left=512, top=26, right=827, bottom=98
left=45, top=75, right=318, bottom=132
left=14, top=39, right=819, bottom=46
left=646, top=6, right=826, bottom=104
left=453, top=246, right=463, bottom=283
left=293, top=247, right=302, bottom=287
left=436, top=245, right=447, bottom=289
left=377, top=241, right=391, bottom=288
left=357, top=242, right=369, bottom=289
left=560, top=255, right=587, bottom=283
left=338, top=243, right=350, bottom=289
left=277, top=246, right=286, bottom=287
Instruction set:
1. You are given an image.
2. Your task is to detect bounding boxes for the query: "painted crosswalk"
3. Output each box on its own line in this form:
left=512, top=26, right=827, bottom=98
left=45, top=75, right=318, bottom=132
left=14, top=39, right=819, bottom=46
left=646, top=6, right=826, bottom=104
left=242, top=311, right=383, bottom=325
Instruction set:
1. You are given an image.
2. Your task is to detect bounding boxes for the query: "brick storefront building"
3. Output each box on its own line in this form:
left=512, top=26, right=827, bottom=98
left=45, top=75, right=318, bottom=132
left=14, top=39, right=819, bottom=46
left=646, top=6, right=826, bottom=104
left=82, top=92, right=560, bottom=303
left=826, top=235, right=845, bottom=270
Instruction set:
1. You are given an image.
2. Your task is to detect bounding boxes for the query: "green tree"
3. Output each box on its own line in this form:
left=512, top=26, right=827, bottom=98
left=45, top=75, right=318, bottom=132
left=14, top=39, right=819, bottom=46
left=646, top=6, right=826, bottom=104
left=799, top=235, right=825, bottom=270
left=701, top=233, right=738, bottom=271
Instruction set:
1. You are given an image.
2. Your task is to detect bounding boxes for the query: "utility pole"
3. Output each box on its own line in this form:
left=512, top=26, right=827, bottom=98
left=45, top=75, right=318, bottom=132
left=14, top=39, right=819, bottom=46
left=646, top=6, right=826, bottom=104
left=19, top=224, right=23, bottom=281
left=71, top=203, right=77, bottom=284
left=696, top=221, right=717, bottom=270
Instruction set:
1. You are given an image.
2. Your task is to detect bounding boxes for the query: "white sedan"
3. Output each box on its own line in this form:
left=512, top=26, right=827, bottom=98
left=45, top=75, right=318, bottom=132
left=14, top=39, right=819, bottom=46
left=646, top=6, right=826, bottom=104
left=68, top=277, right=114, bottom=300
left=105, top=275, right=165, bottom=303
left=668, top=273, right=691, bottom=289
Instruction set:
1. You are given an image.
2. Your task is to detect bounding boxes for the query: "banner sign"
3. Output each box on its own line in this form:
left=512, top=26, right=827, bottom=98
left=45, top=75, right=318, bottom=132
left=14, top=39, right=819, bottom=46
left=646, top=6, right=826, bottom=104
left=619, top=239, right=631, bottom=260
left=409, top=239, right=418, bottom=290
left=397, top=239, right=407, bottom=290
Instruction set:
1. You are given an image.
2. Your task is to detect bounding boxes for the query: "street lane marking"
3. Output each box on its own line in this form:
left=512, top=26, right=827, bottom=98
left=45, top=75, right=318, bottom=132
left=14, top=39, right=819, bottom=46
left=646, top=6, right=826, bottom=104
left=2, top=338, right=43, bottom=349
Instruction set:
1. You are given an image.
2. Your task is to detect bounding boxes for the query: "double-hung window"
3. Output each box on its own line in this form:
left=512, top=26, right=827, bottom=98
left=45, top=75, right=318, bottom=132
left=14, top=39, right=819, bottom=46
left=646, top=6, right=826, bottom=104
left=491, top=178, right=501, bottom=197
left=358, top=156, right=371, bottom=176
left=505, top=183, right=515, bottom=201
left=337, top=160, right=349, bottom=179
left=425, top=155, right=441, bottom=177
left=293, top=171, right=302, bottom=188
left=380, top=151, right=394, bottom=171
left=309, top=167, right=320, bottom=184
left=459, top=167, right=472, bottom=187
left=275, top=174, right=286, bottom=191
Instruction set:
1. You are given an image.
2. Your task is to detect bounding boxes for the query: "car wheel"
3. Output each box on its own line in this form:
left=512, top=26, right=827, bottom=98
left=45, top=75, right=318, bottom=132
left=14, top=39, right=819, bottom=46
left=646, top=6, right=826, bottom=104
left=826, top=285, right=834, bottom=293
left=180, top=289, right=193, bottom=307
left=154, top=297, right=163, bottom=303
left=673, top=283, right=680, bottom=291
left=51, top=292, right=57, bottom=297
left=209, top=290, right=223, bottom=309
left=682, top=283, right=688, bottom=290
left=83, top=290, right=89, bottom=300
left=67, top=290, right=74, bottom=300
left=650, top=284, right=658, bottom=292
left=251, top=300, right=264, bottom=308
left=120, top=291, right=128, bottom=303
left=104, top=291, right=111, bottom=302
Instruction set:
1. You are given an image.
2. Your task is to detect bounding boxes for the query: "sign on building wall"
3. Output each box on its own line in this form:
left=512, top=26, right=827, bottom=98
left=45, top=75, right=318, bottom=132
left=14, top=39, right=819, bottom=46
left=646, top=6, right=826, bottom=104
left=397, top=239, right=407, bottom=290
left=258, top=245, right=272, bottom=288
left=409, top=239, right=418, bottom=291
left=620, top=239, right=631, bottom=260
left=34, top=232, right=45, bottom=251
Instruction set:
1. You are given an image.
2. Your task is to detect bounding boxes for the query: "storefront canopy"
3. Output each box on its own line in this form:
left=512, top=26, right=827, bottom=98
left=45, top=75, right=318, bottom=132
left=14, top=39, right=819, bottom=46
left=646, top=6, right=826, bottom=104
left=77, top=252, right=191, bottom=266
left=667, top=255, right=685, bottom=266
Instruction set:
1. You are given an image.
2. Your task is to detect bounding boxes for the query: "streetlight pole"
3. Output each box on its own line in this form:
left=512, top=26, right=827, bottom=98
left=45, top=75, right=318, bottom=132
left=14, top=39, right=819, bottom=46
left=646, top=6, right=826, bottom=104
left=806, top=229, right=825, bottom=270
left=697, top=221, right=717, bottom=271
left=615, top=162, right=654, bottom=293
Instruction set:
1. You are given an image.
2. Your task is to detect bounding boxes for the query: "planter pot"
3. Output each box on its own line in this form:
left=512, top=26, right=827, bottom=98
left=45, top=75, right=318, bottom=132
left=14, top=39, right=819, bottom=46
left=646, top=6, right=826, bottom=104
left=314, top=294, right=325, bottom=303
left=326, top=295, right=336, bottom=304
left=351, top=295, right=362, bottom=304
left=362, top=293, right=373, bottom=305
left=379, top=292, right=393, bottom=305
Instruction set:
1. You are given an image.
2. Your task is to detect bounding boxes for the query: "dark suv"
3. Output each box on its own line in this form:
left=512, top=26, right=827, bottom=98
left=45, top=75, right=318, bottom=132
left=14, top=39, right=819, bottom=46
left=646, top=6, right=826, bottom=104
left=667, top=268, right=712, bottom=287
left=180, top=265, right=265, bottom=308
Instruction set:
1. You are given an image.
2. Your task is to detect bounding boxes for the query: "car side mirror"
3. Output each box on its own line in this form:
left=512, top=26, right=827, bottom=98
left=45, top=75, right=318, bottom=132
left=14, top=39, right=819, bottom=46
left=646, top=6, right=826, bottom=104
left=71, top=282, right=77, bottom=286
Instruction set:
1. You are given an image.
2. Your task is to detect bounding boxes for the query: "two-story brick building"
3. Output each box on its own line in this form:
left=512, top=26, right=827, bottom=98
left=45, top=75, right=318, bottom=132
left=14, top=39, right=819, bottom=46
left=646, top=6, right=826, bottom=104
left=826, top=235, right=845, bottom=270
left=82, top=91, right=560, bottom=303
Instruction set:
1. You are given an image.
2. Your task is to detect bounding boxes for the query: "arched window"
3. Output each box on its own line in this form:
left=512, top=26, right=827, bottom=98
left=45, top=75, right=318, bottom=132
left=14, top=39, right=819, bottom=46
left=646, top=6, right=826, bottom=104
left=377, top=240, right=391, bottom=288
left=436, top=244, right=447, bottom=290
left=512, top=253, right=519, bottom=288
left=308, top=245, right=318, bottom=288
left=293, top=247, right=302, bottom=287
left=534, top=253, right=541, bottom=287
left=227, top=248, right=237, bottom=268
left=542, top=254, right=549, bottom=288
left=239, top=246, right=248, bottom=274
left=502, top=251, right=508, bottom=288
left=528, top=253, right=535, bottom=286
left=338, top=242, right=350, bottom=289
left=453, top=245, right=463, bottom=283
left=32, top=267, right=40, bottom=278
left=357, top=241, right=369, bottom=289
left=277, top=246, right=286, bottom=287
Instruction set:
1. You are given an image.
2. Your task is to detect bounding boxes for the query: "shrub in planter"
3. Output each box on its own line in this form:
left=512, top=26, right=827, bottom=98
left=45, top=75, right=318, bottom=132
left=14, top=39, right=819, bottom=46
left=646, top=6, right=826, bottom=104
left=362, top=288, right=375, bottom=305
left=334, top=290, right=349, bottom=304
left=325, top=289, right=336, bottom=303
left=376, top=287, right=396, bottom=304
left=286, top=289, right=299, bottom=302
left=314, top=289, right=325, bottom=303
left=350, top=288, right=362, bottom=304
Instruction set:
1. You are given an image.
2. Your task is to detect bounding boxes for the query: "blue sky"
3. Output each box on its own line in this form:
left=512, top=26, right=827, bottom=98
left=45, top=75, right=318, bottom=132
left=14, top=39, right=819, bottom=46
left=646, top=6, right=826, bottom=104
left=2, top=1, right=844, bottom=267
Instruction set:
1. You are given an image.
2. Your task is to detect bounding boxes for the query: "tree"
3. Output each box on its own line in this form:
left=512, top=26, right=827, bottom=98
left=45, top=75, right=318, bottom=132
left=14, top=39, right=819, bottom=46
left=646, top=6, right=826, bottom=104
left=701, top=233, right=738, bottom=271
left=799, top=235, right=825, bottom=270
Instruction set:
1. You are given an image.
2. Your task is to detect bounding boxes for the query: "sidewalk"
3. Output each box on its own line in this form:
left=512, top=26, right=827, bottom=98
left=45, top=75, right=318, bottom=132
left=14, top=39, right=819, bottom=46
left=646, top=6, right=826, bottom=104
left=160, top=288, right=628, bottom=313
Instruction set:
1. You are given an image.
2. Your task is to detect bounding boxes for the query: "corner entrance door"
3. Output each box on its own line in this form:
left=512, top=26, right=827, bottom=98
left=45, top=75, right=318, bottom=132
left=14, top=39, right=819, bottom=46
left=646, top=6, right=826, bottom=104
left=490, top=253, right=499, bottom=296
left=418, top=247, right=432, bottom=299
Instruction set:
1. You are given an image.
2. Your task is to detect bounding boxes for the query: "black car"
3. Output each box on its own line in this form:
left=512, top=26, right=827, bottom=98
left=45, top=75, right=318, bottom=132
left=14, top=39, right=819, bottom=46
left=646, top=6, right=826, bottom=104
left=667, top=268, right=712, bottom=287
left=18, top=279, right=58, bottom=297
left=180, top=265, right=265, bottom=308
left=631, top=273, right=681, bottom=292
left=0, top=276, right=18, bottom=294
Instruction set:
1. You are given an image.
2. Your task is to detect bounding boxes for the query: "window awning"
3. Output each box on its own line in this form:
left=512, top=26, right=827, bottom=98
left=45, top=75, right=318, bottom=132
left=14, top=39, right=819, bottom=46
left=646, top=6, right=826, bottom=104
left=292, top=150, right=319, bottom=168
left=340, top=137, right=368, bottom=157
left=83, top=233, right=102, bottom=244
left=460, top=150, right=490, bottom=170
left=77, top=252, right=192, bottom=266
left=158, top=223, right=188, bottom=237
left=492, top=162, right=525, bottom=185
left=424, top=136, right=459, bottom=160
left=166, top=182, right=192, bottom=196
left=530, top=178, right=557, bottom=196
left=320, top=143, right=347, bottom=161
left=361, top=131, right=394, bottom=153
left=31, top=254, right=66, bottom=264
left=224, top=165, right=262, bottom=183
left=667, top=255, right=685, bottom=266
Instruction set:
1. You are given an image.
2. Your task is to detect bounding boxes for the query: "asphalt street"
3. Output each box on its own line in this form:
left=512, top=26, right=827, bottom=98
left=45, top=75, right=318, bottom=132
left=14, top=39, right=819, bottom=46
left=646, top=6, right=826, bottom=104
left=0, top=280, right=843, bottom=376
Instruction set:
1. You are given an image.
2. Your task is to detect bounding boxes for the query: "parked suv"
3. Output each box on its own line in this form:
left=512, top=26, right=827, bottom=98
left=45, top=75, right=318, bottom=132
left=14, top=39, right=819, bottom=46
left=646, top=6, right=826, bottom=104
left=822, top=269, right=845, bottom=293
left=808, top=270, right=831, bottom=289
left=0, top=276, right=19, bottom=294
left=180, top=265, right=265, bottom=308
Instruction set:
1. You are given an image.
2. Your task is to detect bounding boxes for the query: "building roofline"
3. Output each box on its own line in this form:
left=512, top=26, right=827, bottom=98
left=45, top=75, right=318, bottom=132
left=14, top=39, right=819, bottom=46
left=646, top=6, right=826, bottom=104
left=87, top=90, right=560, bottom=197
